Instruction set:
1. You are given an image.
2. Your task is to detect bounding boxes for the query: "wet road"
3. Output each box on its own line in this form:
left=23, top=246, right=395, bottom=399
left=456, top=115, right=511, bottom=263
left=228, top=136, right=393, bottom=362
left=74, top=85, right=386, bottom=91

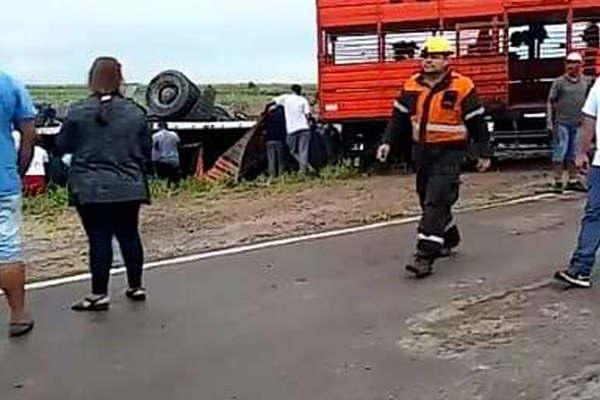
left=1, top=196, right=598, bottom=400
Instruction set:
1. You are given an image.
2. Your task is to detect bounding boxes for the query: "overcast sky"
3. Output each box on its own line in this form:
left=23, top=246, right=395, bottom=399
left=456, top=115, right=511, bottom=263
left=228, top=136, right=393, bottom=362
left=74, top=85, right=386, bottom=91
left=0, top=0, right=317, bottom=85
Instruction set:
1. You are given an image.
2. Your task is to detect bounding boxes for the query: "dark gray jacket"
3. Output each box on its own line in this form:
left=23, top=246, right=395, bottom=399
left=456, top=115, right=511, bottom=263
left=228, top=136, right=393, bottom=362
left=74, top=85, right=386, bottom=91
left=57, top=96, right=151, bottom=205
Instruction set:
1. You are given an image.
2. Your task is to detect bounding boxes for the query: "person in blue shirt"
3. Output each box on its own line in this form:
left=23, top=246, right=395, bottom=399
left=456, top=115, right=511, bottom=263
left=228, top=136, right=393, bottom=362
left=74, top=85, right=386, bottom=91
left=0, top=70, right=37, bottom=337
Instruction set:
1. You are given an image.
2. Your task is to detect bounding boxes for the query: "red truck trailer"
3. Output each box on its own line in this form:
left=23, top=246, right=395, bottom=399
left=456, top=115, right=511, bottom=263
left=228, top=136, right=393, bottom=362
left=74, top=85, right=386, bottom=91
left=316, top=0, right=600, bottom=163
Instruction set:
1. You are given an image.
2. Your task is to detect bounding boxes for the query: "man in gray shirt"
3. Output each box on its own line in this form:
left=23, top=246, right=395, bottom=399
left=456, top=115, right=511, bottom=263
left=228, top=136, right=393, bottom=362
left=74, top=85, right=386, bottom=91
left=152, top=121, right=181, bottom=187
left=548, top=52, right=593, bottom=192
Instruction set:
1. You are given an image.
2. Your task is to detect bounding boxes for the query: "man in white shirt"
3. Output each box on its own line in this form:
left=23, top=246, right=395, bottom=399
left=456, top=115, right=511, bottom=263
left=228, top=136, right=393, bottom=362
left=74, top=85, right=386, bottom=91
left=273, top=85, right=312, bottom=173
left=555, top=78, right=600, bottom=288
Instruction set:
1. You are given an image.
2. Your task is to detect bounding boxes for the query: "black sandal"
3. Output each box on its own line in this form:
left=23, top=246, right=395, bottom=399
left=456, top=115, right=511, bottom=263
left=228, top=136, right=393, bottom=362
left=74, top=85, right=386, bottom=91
left=125, top=288, right=147, bottom=302
left=71, top=295, right=110, bottom=312
left=9, top=321, right=34, bottom=338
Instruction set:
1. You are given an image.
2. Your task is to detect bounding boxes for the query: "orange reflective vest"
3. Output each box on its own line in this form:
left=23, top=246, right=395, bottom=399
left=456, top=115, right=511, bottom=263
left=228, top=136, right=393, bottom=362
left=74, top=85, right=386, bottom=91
left=393, top=71, right=484, bottom=145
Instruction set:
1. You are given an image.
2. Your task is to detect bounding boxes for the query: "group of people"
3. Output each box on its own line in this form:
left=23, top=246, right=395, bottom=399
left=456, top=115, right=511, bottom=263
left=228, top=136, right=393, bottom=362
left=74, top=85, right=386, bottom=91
left=1, top=38, right=600, bottom=338
left=1, top=57, right=152, bottom=336
left=264, top=84, right=314, bottom=177
left=0, top=59, right=313, bottom=338
left=10, top=116, right=181, bottom=201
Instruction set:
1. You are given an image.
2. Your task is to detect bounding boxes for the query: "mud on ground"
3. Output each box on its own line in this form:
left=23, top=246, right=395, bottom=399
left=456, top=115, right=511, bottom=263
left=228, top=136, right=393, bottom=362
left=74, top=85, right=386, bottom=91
left=398, top=279, right=600, bottom=400
left=23, top=169, right=553, bottom=282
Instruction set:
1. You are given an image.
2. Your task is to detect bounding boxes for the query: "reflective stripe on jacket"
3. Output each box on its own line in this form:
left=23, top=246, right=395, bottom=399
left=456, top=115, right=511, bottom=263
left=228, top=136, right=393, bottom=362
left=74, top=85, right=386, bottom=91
left=397, top=71, right=483, bottom=145
left=383, top=69, right=489, bottom=154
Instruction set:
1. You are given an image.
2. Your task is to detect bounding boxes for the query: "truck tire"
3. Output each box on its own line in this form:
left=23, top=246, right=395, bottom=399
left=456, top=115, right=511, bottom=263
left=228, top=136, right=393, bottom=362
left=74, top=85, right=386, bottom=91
left=146, top=70, right=201, bottom=119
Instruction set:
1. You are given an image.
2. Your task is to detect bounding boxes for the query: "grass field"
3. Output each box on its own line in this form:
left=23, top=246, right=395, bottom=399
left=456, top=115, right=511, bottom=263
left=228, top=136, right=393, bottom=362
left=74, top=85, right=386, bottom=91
left=28, top=83, right=317, bottom=117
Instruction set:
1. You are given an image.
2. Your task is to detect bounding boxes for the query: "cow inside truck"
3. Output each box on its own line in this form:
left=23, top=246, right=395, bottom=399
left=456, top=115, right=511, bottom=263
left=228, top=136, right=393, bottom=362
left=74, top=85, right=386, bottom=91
left=316, top=0, right=600, bottom=165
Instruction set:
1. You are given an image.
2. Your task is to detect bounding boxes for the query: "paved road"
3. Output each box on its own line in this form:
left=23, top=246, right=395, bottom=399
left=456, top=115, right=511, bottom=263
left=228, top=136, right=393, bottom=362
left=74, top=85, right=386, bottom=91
left=2, top=196, right=599, bottom=400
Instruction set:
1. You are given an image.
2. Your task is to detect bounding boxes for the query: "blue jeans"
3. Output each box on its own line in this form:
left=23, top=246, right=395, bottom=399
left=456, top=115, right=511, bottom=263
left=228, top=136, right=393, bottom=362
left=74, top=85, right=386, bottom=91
left=0, top=194, right=22, bottom=265
left=570, top=167, right=600, bottom=276
left=266, top=141, right=287, bottom=177
left=287, top=130, right=311, bottom=173
left=553, top=122, right=580, bottom=164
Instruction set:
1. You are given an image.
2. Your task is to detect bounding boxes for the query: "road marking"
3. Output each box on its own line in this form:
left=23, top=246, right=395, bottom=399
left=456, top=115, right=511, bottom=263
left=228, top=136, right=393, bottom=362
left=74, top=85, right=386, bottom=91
left=15, top=192, right=563, bottom=293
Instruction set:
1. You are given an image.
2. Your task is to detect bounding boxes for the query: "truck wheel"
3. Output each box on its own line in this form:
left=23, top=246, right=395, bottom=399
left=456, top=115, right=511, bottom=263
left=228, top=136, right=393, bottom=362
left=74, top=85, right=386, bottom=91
left=146, top=70, right=201, bottom=119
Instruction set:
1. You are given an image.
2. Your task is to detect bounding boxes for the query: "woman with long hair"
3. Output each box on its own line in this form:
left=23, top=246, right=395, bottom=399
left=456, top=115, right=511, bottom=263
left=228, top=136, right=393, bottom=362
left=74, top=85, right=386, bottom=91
left=58, top=57, right=151, bottom=311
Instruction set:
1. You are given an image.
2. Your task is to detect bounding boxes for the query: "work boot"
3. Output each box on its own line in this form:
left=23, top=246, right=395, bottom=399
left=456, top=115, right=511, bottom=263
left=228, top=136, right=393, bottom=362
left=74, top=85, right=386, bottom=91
left=552, top=181, right=564, bottom=194
left=441, top=225, right=461, bottom=258
left=438, top=247, right=454, bottom=258
left=566, top=180, right=587, bottom=193
left=406, top=257, right=434, bottom=279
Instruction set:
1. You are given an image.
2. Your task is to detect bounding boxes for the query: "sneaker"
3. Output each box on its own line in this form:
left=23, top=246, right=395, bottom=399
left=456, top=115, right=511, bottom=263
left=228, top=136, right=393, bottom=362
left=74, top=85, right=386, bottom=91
left=406, top=258, right=434, bottom=279
left=125, top=287, right=147, bottom=302
left=554, top=270, right=592, bottom=288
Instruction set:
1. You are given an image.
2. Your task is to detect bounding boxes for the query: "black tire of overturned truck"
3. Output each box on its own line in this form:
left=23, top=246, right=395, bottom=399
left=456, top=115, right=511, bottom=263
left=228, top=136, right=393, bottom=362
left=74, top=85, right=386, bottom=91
left=146, top=70, right=201, bottom=119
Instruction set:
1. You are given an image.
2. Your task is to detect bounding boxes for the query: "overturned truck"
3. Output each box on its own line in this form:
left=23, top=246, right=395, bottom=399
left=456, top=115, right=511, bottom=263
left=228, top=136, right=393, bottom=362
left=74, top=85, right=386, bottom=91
left=38, top=70, right=266, bottom=183
left=144, top=70, right=267, bottom=182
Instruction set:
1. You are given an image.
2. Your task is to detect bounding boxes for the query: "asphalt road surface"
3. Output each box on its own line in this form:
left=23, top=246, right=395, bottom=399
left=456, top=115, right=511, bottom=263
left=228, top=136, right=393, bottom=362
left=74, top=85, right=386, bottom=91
left=2, top=196, right=600, bottom=400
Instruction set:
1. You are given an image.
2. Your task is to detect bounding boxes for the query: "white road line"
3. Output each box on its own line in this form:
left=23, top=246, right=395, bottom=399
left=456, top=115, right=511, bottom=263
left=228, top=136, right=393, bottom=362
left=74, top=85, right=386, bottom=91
left=15, top=192, right=561, bottom=294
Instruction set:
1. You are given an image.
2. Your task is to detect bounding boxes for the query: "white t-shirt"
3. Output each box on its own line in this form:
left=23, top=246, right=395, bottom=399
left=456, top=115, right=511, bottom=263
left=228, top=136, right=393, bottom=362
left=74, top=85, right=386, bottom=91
left=152, top=129, right=180, bottom=165
left=27, top=146, right=49, bottom=177
left=12, top=131, right=49, bottom=176
left=273, top=94, right=311, bottom=135
left=583, top=80, right=600, bottom=166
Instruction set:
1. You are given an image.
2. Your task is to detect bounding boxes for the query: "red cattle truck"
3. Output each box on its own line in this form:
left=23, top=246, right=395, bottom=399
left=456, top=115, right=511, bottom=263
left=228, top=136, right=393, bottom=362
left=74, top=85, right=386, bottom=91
left=316, top=0, right=600, bottom=164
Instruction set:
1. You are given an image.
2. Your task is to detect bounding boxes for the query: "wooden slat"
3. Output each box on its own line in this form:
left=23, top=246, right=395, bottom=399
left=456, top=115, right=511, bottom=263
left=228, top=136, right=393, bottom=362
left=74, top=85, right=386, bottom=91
left=441, top=0, right=503, bottom=19
left=319, top=4, right=380, bottom=28
left=380, top=2, right=440, bottom=24
left=320, top=55, right=509, bottom=122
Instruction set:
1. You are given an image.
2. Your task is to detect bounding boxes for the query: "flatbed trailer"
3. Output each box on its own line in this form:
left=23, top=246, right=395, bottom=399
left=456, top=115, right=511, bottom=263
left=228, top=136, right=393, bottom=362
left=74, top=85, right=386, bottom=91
left=316, top=0, right=600, bottom=162
left=37, top=120, right=260, bottom=182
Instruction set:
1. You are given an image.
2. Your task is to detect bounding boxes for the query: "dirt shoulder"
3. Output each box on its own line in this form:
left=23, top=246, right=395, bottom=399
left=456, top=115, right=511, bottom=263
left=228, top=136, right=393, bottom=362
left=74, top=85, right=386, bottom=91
left=23, top=168, right=552, bottom=282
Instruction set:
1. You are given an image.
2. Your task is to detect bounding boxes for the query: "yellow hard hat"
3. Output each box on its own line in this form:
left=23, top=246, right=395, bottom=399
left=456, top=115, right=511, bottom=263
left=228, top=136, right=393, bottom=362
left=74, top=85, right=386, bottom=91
left=423, top=36, right=453, bottom=55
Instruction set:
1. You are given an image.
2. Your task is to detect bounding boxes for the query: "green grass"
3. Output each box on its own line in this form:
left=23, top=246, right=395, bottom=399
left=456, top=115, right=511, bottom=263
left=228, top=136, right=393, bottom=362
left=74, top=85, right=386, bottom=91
left=25, top=81, right=325, bottom=218
left=23, top=164, right=360, bottom=218
left=28, top=83, right=317, bottom=117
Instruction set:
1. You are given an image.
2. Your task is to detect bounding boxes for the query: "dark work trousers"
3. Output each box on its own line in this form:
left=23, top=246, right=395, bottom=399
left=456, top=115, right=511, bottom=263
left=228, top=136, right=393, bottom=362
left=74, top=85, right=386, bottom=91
left=76, top=202, right=144, bottom=295
left=287, top=130, right=312, bottom=173
left=155, top=162, right=180, bottom=188
left=414, top=147, right=464, bottom=260
left=266, top=140, right=287, bottom=177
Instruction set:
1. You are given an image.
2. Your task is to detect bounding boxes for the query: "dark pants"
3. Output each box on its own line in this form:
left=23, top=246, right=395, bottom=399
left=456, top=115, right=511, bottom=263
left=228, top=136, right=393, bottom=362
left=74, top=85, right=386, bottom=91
left=155, top=162, right=180, bottom=187
left=76, top=202, right=144, bottom=295
left=569, top=167, right=600, bottom=277
left=414, top=147, right=464, bottom=260
left=266, top=141, right=287, bottom=177
left=287, top=130, right=311, bottom=173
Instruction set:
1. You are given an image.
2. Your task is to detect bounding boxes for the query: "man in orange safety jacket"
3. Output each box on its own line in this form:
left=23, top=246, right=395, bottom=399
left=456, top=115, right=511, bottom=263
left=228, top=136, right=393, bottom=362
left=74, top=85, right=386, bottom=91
left=377, top=36, right=492, bottom=278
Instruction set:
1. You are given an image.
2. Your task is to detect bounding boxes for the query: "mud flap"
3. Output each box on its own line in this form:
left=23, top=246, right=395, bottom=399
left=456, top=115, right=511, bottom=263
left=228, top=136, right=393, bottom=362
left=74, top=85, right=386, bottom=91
left=203, top=116, right=267, bottom=183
